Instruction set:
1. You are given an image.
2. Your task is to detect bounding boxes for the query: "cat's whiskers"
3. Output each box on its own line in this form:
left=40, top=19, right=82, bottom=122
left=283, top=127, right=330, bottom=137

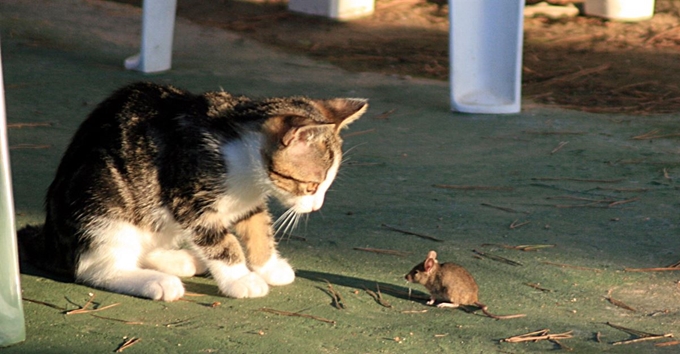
left=274, top=208, right=301, bottom=241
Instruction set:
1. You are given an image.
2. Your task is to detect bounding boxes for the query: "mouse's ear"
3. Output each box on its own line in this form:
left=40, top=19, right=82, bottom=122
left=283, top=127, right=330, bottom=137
left=424, top=258, right=436, bottom=273
left=426, top=250, right=437, bottom=261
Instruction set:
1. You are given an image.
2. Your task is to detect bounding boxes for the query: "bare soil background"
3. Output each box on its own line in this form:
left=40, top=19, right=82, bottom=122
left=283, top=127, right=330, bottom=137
left=114, top=0, right=680, bottom=114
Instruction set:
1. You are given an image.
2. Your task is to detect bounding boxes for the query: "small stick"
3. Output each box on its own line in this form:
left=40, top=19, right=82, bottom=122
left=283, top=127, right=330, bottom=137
left=89, top=314, right=144, bottom=325
left=524, top=130, right=585, bottom=135
left=550, top=141, right=569, bottom=155
left=66, top=303, right=120, bottom=315
left=323, top=279, right=345, bottom=310
left=532, top=177, right=623, bottom=183
left=525, top=282, right=554, bottom=292
left=432, top=184, right=514, bottom=191
left=472, top=249, right=522, bottom=266
left=381, top=223, right=443, bottom=242
left=7, top=122, right=52, bottom=128
left=401, top=309, right=428, bottom=314
left=480, top=203, right=529, bottom=214
left=549, top=339, right=573, bottom=351
left=624, top=267, right=680, bottom=272
left=631, top=129, right=661, bottom=140
left=364, top=285, right=392, bottom=308
left=606, top=322, right=674, bottom=345
left=509, top=219, right=531, bottom=229
left=667, top=260, right=680, bottom=268
left=541, top=261, right=603, bottom=273
left=595, top=332, right=602, bottom=343
left=259, top=308, right=336, bottom=325
left=343, top=128, right=376, bottom=138
left=614, top=334, right=674, bottom=345
left=605, top=289, right=636, bottom=312
left=353, top=247, right=410, bottom=257
left=656, top=340, right=680, bottom=347
left=501, top=329, right=573, bottom=343
left=10, top=144, right=51, bottom=150
left=544, top=63, right=610, bottom=83
left=481, top=243, right=555, bottom=252
left=22, top=297, right=66, bottom=310
left=596, top=186, right=649, bottom=192
left=115, top=337, right=141, bottom=353
left=373, top=109, right=396, bottom=120
left=608, top=197, right=640, bottom=207
left=275, top=233, right=307, bottom=242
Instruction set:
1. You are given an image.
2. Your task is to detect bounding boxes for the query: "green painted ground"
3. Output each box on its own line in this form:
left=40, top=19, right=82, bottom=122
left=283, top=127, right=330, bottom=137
left=1, top=1, right=679, bottom=353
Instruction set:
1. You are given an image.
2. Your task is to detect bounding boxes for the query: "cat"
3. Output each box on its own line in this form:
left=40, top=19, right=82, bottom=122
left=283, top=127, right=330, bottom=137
left=20, top=81, right=367, bottom=301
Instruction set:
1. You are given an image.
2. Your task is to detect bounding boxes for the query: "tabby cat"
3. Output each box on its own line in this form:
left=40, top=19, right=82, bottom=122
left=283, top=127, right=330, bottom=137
left=22, top=82, right=367, bottom=301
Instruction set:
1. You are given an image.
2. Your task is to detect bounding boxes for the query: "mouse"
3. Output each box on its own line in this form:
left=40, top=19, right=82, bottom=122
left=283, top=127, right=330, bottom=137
left=405, top=250, right=525, bottom=320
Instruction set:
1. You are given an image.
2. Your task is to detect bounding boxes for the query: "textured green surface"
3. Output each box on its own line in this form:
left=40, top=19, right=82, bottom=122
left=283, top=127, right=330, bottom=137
left=1, top=1, right=679, bottom=353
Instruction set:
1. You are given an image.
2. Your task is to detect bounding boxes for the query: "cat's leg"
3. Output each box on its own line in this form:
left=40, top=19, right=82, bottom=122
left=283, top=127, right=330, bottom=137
left=140, top=249, right=207, bottom=277
left=193, top=228, right=269, bottom=298
left=233, top=208, right=295, bottom=286
left=75, top=221, right=186, bottom=301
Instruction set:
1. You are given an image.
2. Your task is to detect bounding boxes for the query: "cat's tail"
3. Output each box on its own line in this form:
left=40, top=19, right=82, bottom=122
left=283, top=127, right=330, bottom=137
left=17, top=224, right=74, bottom=279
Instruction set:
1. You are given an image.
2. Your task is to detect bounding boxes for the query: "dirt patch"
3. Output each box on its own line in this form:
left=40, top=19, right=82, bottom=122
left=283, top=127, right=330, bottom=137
left=113, top=0, right=680, bottom=114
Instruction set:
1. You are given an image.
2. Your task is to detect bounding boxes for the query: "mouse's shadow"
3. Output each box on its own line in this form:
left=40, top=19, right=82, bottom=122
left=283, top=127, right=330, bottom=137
left=180, top=269, right=432, bottom=303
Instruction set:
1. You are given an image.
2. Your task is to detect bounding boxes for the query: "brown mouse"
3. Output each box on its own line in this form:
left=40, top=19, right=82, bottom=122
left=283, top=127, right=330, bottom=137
left=405, top=250, right=525, bottom=320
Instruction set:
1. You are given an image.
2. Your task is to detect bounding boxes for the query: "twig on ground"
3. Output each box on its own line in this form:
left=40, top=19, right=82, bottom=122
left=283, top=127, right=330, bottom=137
left=259, top=308, right=336, bottom=325
left=501, top=328, right=574, bottom=343
left=605, top=289, right=636, bottom=312
left=381, top=223, right=443, bottom=242
left=606, top=322, right=673, bottom=345
left=343, top=128, right=376, bottom=138
left=373, top=109, right=396, bottom=120
left=480, top=203, right=529, bottom=214
left=509, top=219, right=531, bottom=229
left=353, top=247, right=410, bottom=257
left=7, top=122, right=52, bottom=128
left=364, top=285, right=392, bottom=308
left=525, top=283, right=554, bottom=292
left=115, top=337, right=141, bottom=352
left=432, top=184, right=514, bottom=191
left=532, top=177, right=623, bottom=183
left=323, top=279, right=346, bottom=310
left=481, top=243, right=554, bottom=252
left=541, top=261, right=603, bottom=273
left=22, top=297, right=66, bottom=310
left=473, top=249, right=522, bottom=266
left=65, top=293, right=120, bottom=315
left=550, top=141, right=569, bottom=154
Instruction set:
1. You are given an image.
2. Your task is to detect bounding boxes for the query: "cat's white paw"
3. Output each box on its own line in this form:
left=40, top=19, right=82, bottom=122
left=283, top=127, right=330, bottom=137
left=208, top=262, right=269, bottom=298
left=252, top=254, right=295, bottom=286
left=79, top=269, right=185, bottom=302
left=141, top=273, right=186, bottom=301
left=221, top=272, right=269, bottom=298
left=141, top=249, right=206, bottom=277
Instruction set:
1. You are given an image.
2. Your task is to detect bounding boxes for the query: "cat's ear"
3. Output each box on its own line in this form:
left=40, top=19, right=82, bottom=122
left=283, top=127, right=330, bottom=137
left=282, top=124, right=334, bottom=148
left=313, top=98, right=368, bottom=131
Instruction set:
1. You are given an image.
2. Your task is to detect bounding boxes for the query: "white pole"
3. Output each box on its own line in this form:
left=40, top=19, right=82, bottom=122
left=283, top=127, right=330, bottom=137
left=449, top=0, right=524, bottom=114
left=0, top=39, right=26, bottom=347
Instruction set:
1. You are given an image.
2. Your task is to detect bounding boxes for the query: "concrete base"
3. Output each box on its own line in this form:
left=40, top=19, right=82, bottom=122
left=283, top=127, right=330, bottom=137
left=288, top=0, right=374, bottom=20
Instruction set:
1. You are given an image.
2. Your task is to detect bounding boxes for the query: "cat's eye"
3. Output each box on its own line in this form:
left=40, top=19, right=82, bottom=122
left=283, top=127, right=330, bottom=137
left=305, top=182, right=319, bottom=194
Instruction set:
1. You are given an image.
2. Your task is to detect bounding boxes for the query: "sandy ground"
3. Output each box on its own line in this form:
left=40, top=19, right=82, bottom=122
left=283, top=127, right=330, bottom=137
left=1, top=0, right=680, bottom=353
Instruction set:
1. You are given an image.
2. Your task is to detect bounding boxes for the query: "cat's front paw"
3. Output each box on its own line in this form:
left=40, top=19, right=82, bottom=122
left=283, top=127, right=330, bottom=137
left=253, top=254, right=295, bottom=286
left=220, top=272, right=269, bottom=298
left=208, top=262, right=269, bottom=298
left=144, top=274, right=186, bottom=301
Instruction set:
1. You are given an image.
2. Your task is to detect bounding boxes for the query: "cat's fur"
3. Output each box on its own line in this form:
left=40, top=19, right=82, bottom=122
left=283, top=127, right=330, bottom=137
left=20, top=82, right=366, bottom=301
